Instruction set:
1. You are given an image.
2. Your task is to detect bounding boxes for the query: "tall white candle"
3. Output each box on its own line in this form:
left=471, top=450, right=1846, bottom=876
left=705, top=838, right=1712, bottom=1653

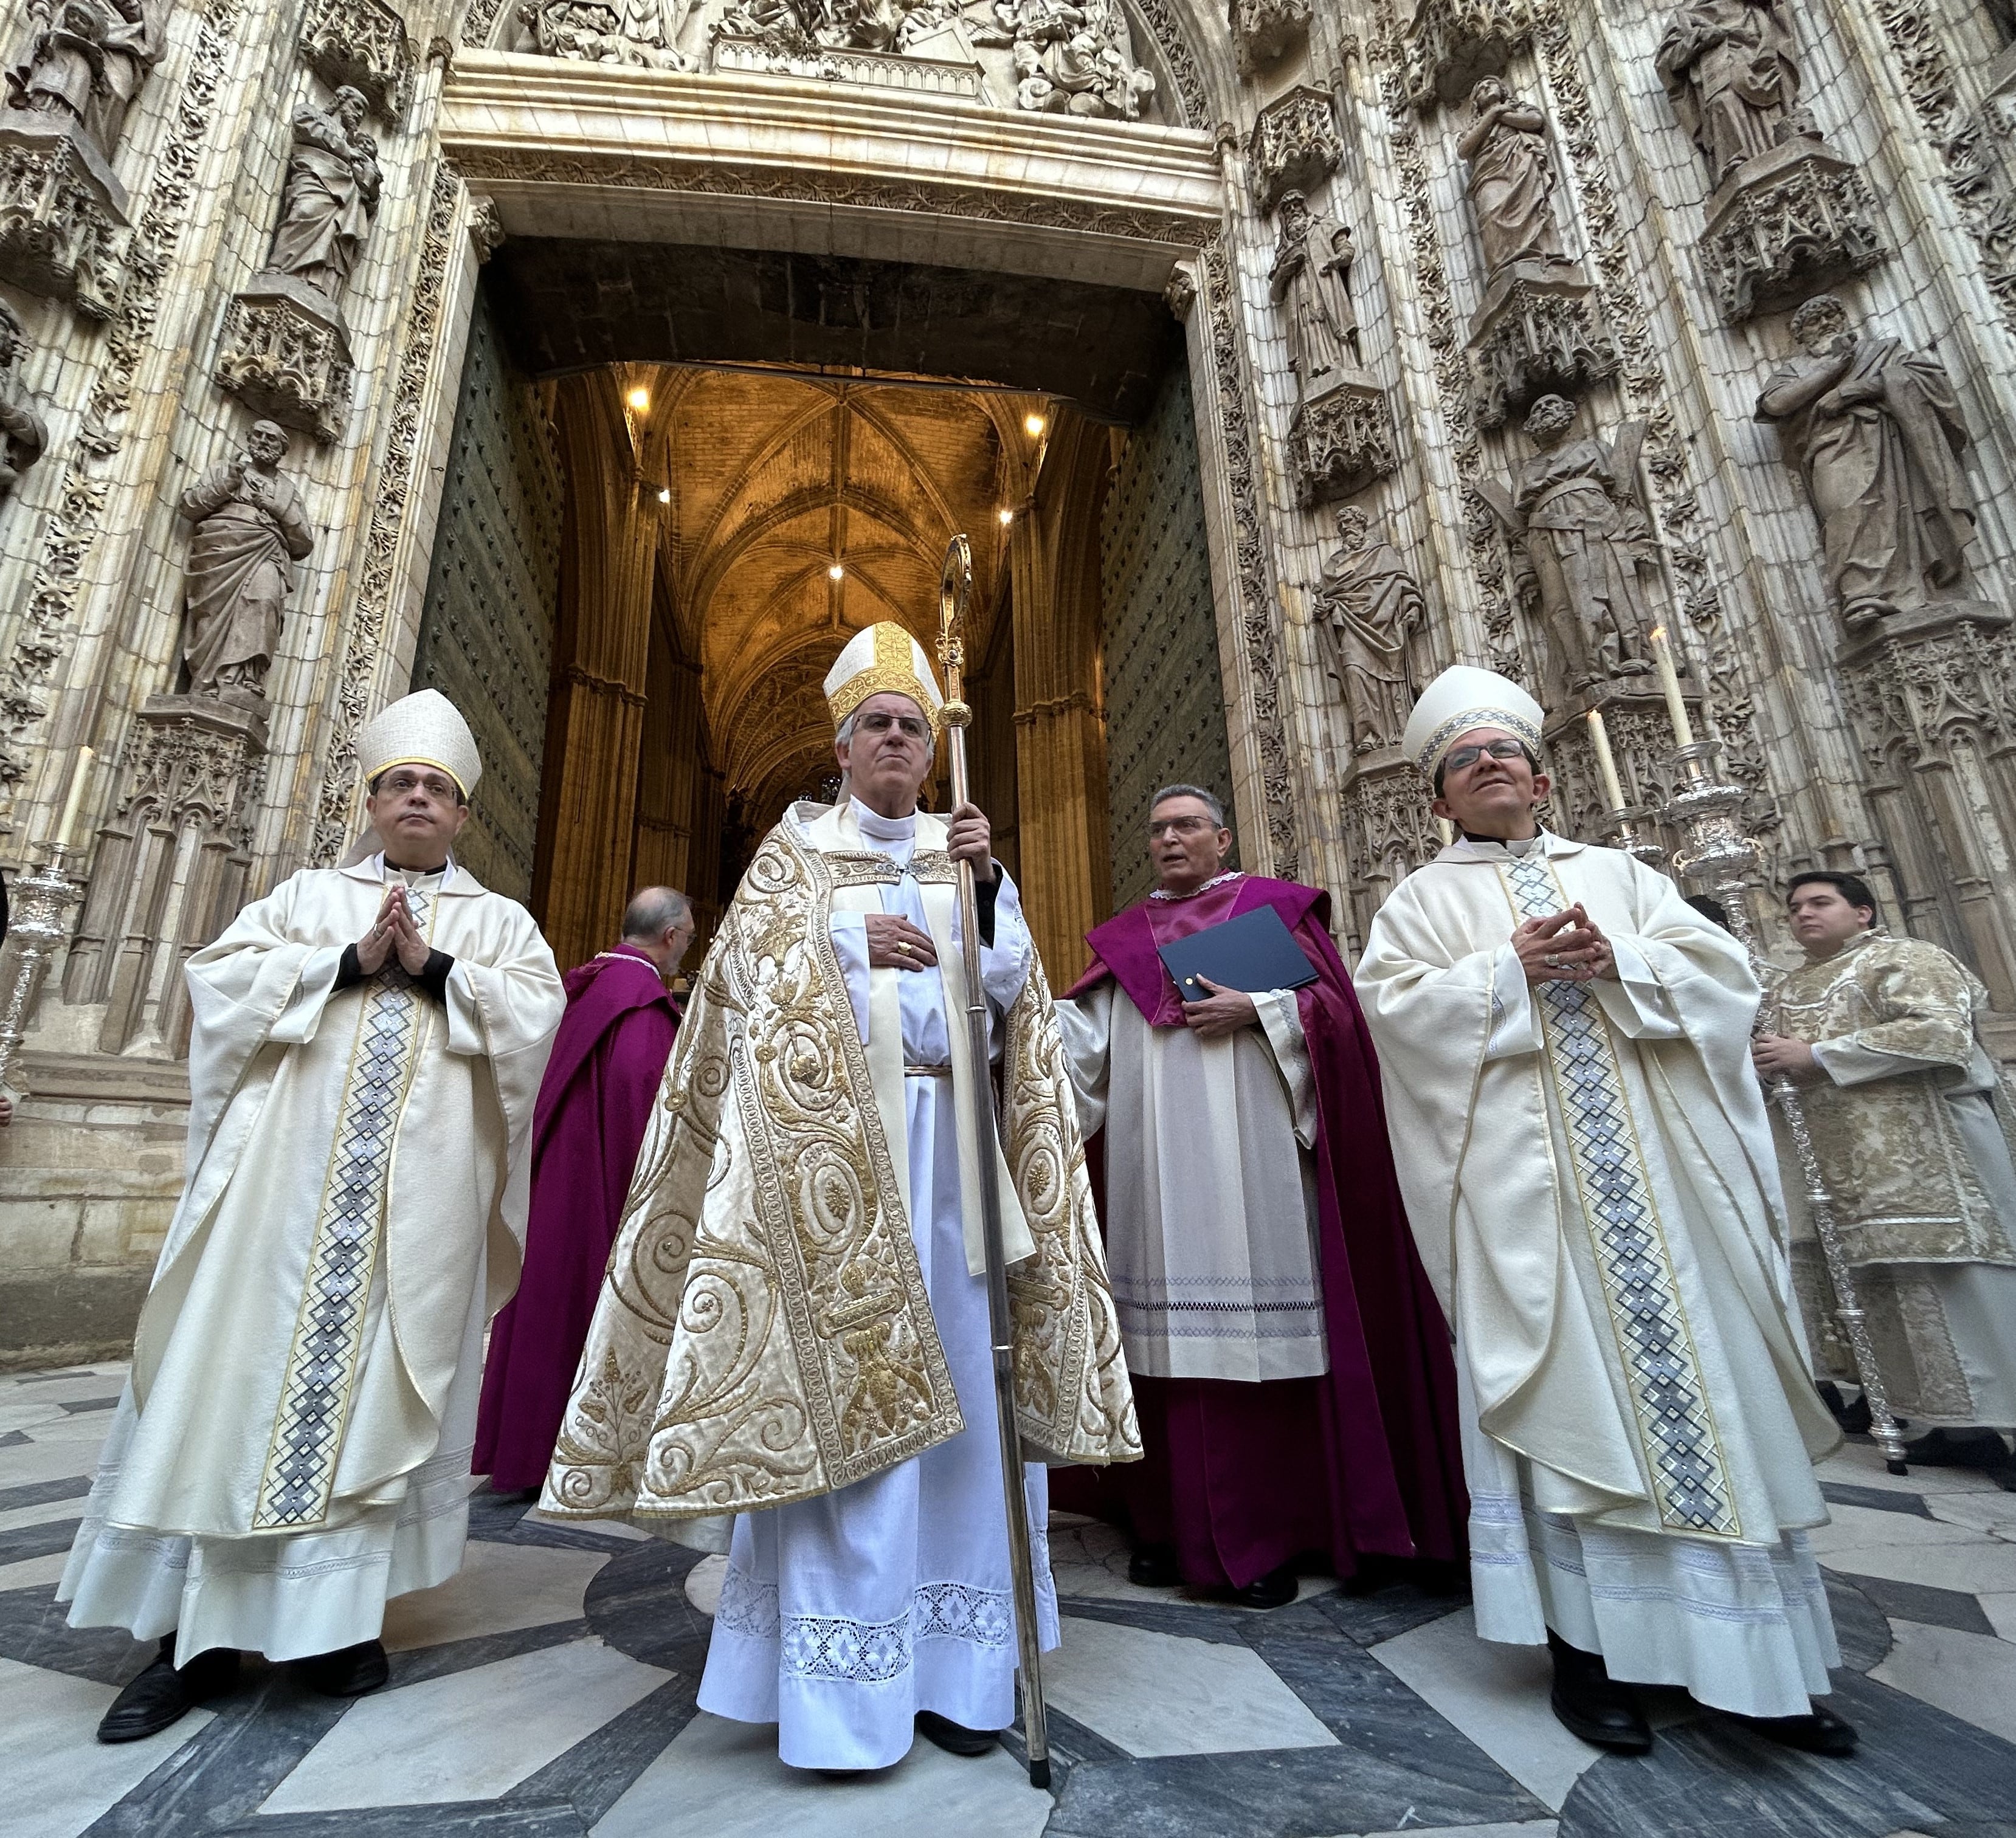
left=1586, top=708, right=1627, bottom=812
left=1649, top=627, right=1696, bottom=747
left=50, top=745, right=94, bottom=848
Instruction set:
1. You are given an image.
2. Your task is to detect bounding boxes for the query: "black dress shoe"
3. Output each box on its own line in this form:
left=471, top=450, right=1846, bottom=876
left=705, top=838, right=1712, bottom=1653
left=1547, top=1633, right=1651, bottom=1754
left=293, top=1639, right=389, bottom=1698
left=1232, top=1564, right=1299, bottom=1610
left=1127, top=1543, right=1183, bottom=1588
left=1904, top=1427, right=2013, bottom=1470
left=1725, top=1702, right=1858, bottom=1757
left=97, top=1637, right=239, bottom=1744
left=915, top=1709, right=999, bottom=1757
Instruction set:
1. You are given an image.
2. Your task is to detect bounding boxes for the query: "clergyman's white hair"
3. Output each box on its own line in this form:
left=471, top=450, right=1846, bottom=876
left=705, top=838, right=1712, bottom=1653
left=1149, top=783, right=1226, bottom=827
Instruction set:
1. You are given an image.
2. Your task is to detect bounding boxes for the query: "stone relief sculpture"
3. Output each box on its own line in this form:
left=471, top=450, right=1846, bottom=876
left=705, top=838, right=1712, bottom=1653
left=1268, top=190, right=1361, bottom=403
left=5, top=0, right=168, bottom=162
left=267, top=88, right=382, bottom=303
left=179, top=421, right=316, bottom=700
left=975, top=0, right=1154, bottom=118
left=1655, top=0, right=1812, bottom=188
left=522, top=0, right=699, bottom=65
left=1755, top=293, right=1980, bottom=633
left=1480, top=393, right=1659, bottom=698
left=1313, top=507, right=1426, bottom=754
left=1457, top=75, right=1573, bottom=280
left=0, top=300, right=47, bottom=503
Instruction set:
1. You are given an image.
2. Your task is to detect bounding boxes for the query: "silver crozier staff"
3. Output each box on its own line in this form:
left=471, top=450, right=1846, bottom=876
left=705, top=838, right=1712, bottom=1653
left=935, top=531, right=1052, bottom=1790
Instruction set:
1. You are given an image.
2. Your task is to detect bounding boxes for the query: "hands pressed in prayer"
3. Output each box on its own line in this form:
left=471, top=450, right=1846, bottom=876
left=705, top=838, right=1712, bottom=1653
left=1750, top=1032, right=1819, bottom=1083
left=1184, top=974, right=1260, bottom=1039
left=355, top=885, right=433, bottom=978
left=1513, top=904, right=1614, bottom=985
left=866, top=912, right=938, bottom=971
left=945, top=802, right=996, bottom=881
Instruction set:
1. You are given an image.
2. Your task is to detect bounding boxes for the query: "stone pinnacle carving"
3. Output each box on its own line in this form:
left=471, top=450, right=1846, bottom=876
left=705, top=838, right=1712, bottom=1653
left=1249, top=86, right=1339, bottom=214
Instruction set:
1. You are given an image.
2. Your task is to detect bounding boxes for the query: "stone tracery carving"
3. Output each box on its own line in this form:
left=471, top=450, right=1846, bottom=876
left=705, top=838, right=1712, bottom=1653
left=0, top=299, right=48, bottom=503
left=268, top=88, right=383, bottom=303
left=1399, top=0, right=1528, bottom=111
left=1249, top=85, right=1339, bottom=214
left=977, top=0, right=1156, bottom=120
left=1227, top=0, right=1308, bottom=77
left=215, top=281, right=355, bottom=443
left=1480, top=393, right=1662, bottom=702
left=300, top=0, right=418, bottom=121
left=179, top=421, right=317, bottom=700
left=1314, top=507, right=1426, bottom=754
left=522, top=0, right=697, bottom=68
left=1755, top=293, right=1984, bottom=636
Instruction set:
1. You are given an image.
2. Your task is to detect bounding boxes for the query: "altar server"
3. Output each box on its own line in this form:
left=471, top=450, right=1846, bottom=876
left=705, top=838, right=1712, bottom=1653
left=1355, top=666, right=1853, bottom=1756
left=62, top=690, right=564, bottom=1742
left=540, top=622, right=1137, bottom=1774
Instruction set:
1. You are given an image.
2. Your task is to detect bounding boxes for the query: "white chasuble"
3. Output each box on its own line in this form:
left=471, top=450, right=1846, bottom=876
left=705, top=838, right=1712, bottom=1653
left=60, top=857, right=562, bottom=1661
left=697, top=800, right=1060, bottom=1772
left=1357, top=833, right=1846, bottom=1717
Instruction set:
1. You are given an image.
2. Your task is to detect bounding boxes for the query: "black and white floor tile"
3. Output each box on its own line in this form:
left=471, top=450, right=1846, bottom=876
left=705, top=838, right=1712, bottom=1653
left=4, top=1363, right=2016, bottom=1838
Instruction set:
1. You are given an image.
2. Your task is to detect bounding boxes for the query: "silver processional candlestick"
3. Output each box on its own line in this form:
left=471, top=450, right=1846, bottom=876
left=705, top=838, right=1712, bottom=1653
left=0, top=841, right=88, bottom=1096
left=936, top=532, right=1052, bottom=1791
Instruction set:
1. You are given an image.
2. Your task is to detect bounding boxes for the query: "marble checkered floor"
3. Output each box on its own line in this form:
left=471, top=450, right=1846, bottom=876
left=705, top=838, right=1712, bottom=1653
left=5, top=1364, right=2016, bottom=1838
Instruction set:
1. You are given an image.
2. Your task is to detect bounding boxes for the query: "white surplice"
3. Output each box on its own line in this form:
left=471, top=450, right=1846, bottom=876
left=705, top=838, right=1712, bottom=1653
left=60, top=856, right=563, bottom=1661
left=1057, top=961, right=1325, bottom=1381
left=1356, top=831, right=1844, bottom=1716
left=696, top=800, right=1059, bottom=1771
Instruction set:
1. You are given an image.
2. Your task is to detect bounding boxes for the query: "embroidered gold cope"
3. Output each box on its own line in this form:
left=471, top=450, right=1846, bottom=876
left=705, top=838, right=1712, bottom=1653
left=542, top=802, right=1139, bottom=1528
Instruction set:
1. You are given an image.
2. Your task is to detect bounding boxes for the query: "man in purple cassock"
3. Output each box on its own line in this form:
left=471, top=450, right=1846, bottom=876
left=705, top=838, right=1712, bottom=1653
left=1054, top=785, right=1466, bottom=1606
left=474, top=886, right=694, bottom=1493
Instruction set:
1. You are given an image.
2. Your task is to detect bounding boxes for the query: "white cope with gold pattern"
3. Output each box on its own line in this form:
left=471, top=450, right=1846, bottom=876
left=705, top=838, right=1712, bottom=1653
left=1356, top=831, right=1845, bottom=1718
left=60, top=856, right=562, bottom=1662
left=1770, top=928, right=2016, bottom=1428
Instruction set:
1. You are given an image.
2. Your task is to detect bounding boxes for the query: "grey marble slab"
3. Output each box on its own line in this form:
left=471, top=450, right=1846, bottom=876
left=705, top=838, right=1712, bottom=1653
left=12, top=1369, right=98, bottom=1384
left=0, top=1431, right=27, bottom=1448
left=0, top=1473, right=91, bottom=1513
left=0, top=1515, right=79, bottom=1563
left=1310, top=1579, right=1471, bottom=1647
left=58, top=1396, right=121, bottom=1415
left=212, top=1800, right=588, bottom=1836
left=1822, top=1481, right=1933, bottom=1520
left=584, top=1543, right=716, bottom=1671
left=1054, top=1594, right=1258, bottom=1647
left=389, top=1617, right=596, bottom=1688
left=1840, top=1572, right=1998, bottom=1638
left=1825, top=1572, right=1894, bottom=1673
left=1558, top=1668, right=2016, bottom=1838
left=0, top=1586, right=154, bottom=1685
left=508, top=1675, right=695, bottom=1825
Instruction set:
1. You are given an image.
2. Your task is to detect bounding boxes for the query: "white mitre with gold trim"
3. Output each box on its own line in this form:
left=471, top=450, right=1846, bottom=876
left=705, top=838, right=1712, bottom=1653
left=357, top=689, right=483, bottom=797
left=824, top=621, right=944, bottom=733
left=1402, top=665, right=1544, bottom=779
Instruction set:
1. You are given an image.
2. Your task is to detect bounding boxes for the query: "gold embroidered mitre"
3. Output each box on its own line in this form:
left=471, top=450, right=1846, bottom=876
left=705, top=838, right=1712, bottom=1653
left=824, top=621, right=945, bottom=734
left=357, top=689, right=483, bottom=796
left=1402, top=665, right=1544, bottom=779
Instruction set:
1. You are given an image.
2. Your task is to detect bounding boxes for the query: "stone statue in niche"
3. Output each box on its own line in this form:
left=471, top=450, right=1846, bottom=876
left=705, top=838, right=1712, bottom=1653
left=0, top=300, right=47, bottom=503
left=179, top=421, right=316, bottom=700
left=976, top=0, right=1155, bottom=120
left=1480, top=393, right=1660, bottom=698
left=1755, top=292, right=1980, bottom=632
left=1656, top=0, right=1814, bottom=188
left=1457, top=76, right=1575, bottom=282
left=1268, top=191, right=1361, bottom=404
left=522, top=0, right=698, bottom=65
left=266, top=88, right=382, bottom=304
left=1313, top=507, right=1426, bottom=754
left=4, top=0, right=167, bottom=162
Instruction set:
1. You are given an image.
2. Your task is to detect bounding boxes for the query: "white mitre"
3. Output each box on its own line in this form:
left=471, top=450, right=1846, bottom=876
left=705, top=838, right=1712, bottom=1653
left=357, top=688, right=483, bottom=796
left=1402, top=665, right=1545, bottom=779
left=824, top=621, right=944, bottom=734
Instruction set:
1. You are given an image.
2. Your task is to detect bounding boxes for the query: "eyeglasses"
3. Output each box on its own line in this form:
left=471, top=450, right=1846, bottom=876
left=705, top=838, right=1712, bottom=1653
left=855, top=711, right=932, bottom=743
left=378, top=771, right=458, bottom=802
left=1147, top=815, right=1217, bottom=839
left=1443, top=739, right=1531, bottom=775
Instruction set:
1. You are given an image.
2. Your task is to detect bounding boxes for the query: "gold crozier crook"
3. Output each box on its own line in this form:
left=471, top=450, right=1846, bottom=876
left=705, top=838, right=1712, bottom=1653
left=935, top=531, right=1052, bottom=1790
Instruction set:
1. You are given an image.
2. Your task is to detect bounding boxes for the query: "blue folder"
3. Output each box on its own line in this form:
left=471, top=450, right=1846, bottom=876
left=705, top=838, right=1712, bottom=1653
left=1156, top=903, right=1319, bottom=1003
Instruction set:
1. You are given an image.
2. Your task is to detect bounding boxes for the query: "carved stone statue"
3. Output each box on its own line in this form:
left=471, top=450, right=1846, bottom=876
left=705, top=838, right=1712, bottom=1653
left=1755, top=293, right=1979, bottom=632
left=1457, top=76, right=1574, bottom=281
left=1482, top=393, right=1659, bottom=697
left=179, top=421, right=316, bottom=699
left=1314, top=507, right=1425, bottom=754
left=1656, top=0, right=1812, bottom=188
left=1268, top=191, right=1361, bottom=404
left=5, top=0, right=167, bottom=162
left=0, top=300, right=47, bottom=503
left=978, top=0, right=1155, bottom=119
left=266, top=88, right=383, bottom=303
left=522, top=0, right=697, bottom=64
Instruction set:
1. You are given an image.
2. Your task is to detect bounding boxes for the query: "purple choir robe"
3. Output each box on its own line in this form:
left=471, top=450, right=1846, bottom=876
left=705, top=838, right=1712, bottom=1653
left=474, top=943, right=680, bottom=1492
left=1055, top=875, right=1468, bottom=1586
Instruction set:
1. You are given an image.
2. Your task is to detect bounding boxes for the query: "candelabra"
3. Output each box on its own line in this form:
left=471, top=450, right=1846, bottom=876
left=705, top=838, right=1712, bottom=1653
left=1595, top=804, right=1666, bottom=870
left=1662, top=740, right=1910, bottom=1473
left=0, top=842, right=87, bottom=1096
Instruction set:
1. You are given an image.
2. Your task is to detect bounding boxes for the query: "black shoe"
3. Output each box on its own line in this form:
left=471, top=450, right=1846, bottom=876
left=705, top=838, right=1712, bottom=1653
left=1232, top=1564, right=1299, bottom=1610
left=1127, top=1543, right=1183, bottom=1589
left=1547, top=1633, right=1651, bottom=1754
left=97, top=1637, right=239, bottom=1744
left=1903, top=1427, right=2012, bottom=1470
left=293, top=1639, right=389, bottom=1698
left=816, top=1769, right=867, bottom=1780
left=1726, top=1702, right=1859, bottom=1757
left=915, top=1709, right=999, bottom=1757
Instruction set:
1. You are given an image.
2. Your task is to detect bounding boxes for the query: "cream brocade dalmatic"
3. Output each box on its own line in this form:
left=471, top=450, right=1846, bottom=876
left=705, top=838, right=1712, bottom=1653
left=60, top=859, right=562, bottom=1661
left=1357, top=833, right=1845, bottom=1717
left=1770, top=929, right=2016, bottom=1427
left=542, top=801, right=1137, bottom=1533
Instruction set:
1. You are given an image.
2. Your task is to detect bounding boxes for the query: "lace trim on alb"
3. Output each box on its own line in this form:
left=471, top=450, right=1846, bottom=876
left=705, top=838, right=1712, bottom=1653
left=713, top=1569, right=1017, bottom=1681
left=1150, top=870, right=1244, bottom=902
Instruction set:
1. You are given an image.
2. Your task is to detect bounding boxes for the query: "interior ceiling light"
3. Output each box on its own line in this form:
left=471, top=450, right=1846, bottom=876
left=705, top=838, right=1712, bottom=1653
left=998, top=508, right=1014, bottom=525
left=656, top=487, right=671, bottom=504
left=1024, top=412, right=1047, bottom=438
left=626, top=387, right=651, bottom=411
left=828, top=563, right=846, bottom=580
